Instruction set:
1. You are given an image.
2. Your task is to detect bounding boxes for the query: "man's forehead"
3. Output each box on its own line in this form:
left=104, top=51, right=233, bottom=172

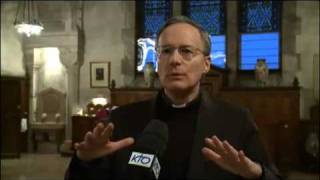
left=161, top=23, right=199, bottom=35
left=158, top=23, right=202, bottom=45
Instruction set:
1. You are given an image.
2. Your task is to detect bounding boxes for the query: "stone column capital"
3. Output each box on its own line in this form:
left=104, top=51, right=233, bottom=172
left=59, top=47, right=79, bottom=69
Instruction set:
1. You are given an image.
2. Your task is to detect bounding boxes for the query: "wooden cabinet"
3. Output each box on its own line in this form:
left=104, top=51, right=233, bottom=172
left=110, top=88, right=158, bottom=106
left=218, top=87, right=300, bottom=171
left=1, top=77, right=29, bottom=158
left=71, top=115, right=96, bottom=149
left=110, top=72, right=224, bottom=106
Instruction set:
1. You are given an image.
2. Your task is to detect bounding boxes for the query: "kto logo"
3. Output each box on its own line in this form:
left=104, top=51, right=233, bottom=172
left=128, top=151, right=155, bottom=168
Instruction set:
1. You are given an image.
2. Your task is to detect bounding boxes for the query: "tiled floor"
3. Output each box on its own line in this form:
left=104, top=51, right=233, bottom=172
left=1, top=153, right=319, bottom=180
left=1, top=153, right=71, bottom=180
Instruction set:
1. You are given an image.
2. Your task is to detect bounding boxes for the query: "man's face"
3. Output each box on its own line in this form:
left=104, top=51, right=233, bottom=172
left=157, top=23, right=211, bottom=93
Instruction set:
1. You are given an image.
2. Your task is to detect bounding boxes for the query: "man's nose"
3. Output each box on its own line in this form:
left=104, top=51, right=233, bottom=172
left=169, top=49, right=182, bottom=65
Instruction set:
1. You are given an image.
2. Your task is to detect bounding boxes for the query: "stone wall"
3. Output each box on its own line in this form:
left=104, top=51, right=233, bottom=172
left=1, top=2, right=25, bottom=77
left=296, top=1, right=319, bottom=119
left=79, top=1, right=135, bottom=107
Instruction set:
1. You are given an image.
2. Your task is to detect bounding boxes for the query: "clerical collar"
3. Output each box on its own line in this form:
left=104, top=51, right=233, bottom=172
left=171, top=103, right=187, bottom=108
left=161, top=90, right=201, bottom=109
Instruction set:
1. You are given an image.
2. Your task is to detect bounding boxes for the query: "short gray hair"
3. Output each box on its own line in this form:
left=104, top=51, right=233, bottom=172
left=156, top=16, right=211, bottom=56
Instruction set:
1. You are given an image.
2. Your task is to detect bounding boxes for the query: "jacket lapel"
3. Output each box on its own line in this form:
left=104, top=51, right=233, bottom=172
left=186, top=90, right=221, bottom=179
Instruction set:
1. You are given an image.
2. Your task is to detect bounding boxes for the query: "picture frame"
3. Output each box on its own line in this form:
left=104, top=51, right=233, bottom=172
left=90, top=61, right=111, bottom=88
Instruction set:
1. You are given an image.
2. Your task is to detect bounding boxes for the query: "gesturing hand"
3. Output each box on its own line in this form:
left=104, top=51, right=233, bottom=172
left=201, top=136, right=262, bottom=179
left=74, top=122, right=134, bottom=162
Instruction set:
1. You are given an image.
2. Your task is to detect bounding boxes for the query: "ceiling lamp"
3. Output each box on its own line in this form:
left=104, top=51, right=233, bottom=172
left=91, top=97, right=108, bottom=106
left=14, top=1, right=44, bottom=37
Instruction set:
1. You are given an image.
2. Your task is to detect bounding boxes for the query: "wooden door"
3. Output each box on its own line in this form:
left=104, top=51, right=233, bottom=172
left=1, top=77, right=29, bottom=158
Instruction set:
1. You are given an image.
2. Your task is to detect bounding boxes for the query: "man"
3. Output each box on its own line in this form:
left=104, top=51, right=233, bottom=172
left=65, top=16, right=281, bottom=179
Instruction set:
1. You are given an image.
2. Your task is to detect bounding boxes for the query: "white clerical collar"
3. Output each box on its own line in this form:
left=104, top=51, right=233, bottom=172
left=171, top=103, right=187, bottom=108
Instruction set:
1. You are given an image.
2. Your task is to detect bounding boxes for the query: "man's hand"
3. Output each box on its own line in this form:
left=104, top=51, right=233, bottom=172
left=74, top=122, right=134, bottom=162
left=201, top=136, right=262, bottom=179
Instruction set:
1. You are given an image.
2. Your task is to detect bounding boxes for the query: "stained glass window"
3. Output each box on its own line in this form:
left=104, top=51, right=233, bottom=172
left=184, top=0, right=226, bottom=69
left=144, top=0, right=172, bottom=38
left=136, top=0, right=172, bottom=72
left=239, top=1, right=282, bottom=70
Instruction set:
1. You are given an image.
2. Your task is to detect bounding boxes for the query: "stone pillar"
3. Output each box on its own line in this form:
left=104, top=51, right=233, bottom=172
left=24, top=49, right=43, bottom=152
left=226, top=1, right=239, bottom=87
left=60, top=47, right=80, bottom=153
left=24, top=50, right=34, bottom=152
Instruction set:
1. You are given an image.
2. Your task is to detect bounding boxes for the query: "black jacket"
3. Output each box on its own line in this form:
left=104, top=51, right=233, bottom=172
left=65, top=90, right=282, bottom=180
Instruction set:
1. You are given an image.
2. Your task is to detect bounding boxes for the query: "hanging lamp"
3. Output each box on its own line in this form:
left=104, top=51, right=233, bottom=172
left=13, top=1, right=44, bottom=37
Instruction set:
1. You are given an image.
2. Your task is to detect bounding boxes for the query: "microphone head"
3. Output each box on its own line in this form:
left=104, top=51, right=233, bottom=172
left=127, top=119, right=168, bottom=179
left=134, top=119, right=168, bottom=157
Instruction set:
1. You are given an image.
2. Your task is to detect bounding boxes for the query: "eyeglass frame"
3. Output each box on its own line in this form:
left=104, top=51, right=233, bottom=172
left=155, top=45, right=207, bottom=61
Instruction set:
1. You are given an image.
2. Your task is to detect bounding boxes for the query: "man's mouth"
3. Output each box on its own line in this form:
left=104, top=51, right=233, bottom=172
left=167, top=73, right=185, bottom=78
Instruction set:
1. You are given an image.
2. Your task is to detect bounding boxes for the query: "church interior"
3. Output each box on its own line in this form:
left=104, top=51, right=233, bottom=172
left=1, top=1, right=319, bottom=179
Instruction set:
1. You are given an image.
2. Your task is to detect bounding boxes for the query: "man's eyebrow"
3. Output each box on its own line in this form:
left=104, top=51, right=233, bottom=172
left=158, top=44, right=195, bottom=48
left=179, top=45, right=195, bottom=48
left=158, top=44, right=172, bottom=48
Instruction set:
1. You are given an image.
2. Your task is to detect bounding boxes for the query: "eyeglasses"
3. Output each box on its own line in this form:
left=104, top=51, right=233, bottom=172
left=156, top=45, right=205, bottom=61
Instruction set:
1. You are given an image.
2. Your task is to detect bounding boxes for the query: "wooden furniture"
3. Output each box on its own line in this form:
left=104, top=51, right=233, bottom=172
left=71, top=115, right=96, bottom=150
left=110, top=88, right=159, bottom=106
left=110, top=72, right=225, bottom=106
left=218, top=87, right=300, bottom=171
left=1, top=77, right=29, bottom=158
left=200, top=69, right=227, bottom=96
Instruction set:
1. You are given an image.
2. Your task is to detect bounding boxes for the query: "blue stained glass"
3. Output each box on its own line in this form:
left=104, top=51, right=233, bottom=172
left=240, top=32, right=280, bottom=70
left=240, top=1, right=281, bottom=70
left=210, top=35, right=226, bottom=68
left=143, top=0, right=171, bottom=37
left=247, top=2, right=272, bottom=32
left=137, top=0, right=171, bottom=72
left=240, top=1, right=281, bottom=33
left=137, top=38, right=157, bottom=72
left=144, top=14, right=166, bottom=37
left=187, top=0, right=225, bottom=35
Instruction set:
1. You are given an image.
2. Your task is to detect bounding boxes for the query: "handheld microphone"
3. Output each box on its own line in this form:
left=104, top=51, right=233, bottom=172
left=127, top=119, right=168, bottom=180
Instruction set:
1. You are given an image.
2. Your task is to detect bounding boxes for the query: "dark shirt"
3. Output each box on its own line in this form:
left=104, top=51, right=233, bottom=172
left=156, top=92, right=201, bottom=179
left=65, top=90, right=282, bottom=180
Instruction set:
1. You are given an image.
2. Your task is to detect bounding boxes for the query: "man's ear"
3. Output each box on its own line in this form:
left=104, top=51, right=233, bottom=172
left=203, top=56, right=211, bottom=73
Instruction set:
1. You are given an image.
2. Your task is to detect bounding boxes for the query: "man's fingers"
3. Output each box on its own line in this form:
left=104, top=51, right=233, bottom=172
left=93, top=122, right=105, bottom=137
left=201, top=147, right=221, bottom=161
left=107, top=137, right=135, bottom=154
left=222, top=140, right=240, bottom=162
left=211, top=136, right=226, bottom=155
left=239, top=150, right=247, bottom=163
left=84, top=131, right=91, bottom=142
left=77, top=123, right=115, bottom=151
left=84, top=131, right=95, bottom=144
left=75, top=141, right=91, bottom=151
left=223, top=141, right=238, bottom=154
left=74, top=142, right=80, bottom=150
left=205, top=138, right=216, bottom=150
left=101, top=123, right=114, bottom=139
left=205, top=137, right=240, bottom=163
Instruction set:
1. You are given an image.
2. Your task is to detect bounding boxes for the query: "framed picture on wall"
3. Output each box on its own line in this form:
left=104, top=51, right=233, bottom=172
left=90, top=61, right=111, bottom=88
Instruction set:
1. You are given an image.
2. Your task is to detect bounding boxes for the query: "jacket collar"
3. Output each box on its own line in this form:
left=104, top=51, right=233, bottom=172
left=151, top=89, right=221, bottom=179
